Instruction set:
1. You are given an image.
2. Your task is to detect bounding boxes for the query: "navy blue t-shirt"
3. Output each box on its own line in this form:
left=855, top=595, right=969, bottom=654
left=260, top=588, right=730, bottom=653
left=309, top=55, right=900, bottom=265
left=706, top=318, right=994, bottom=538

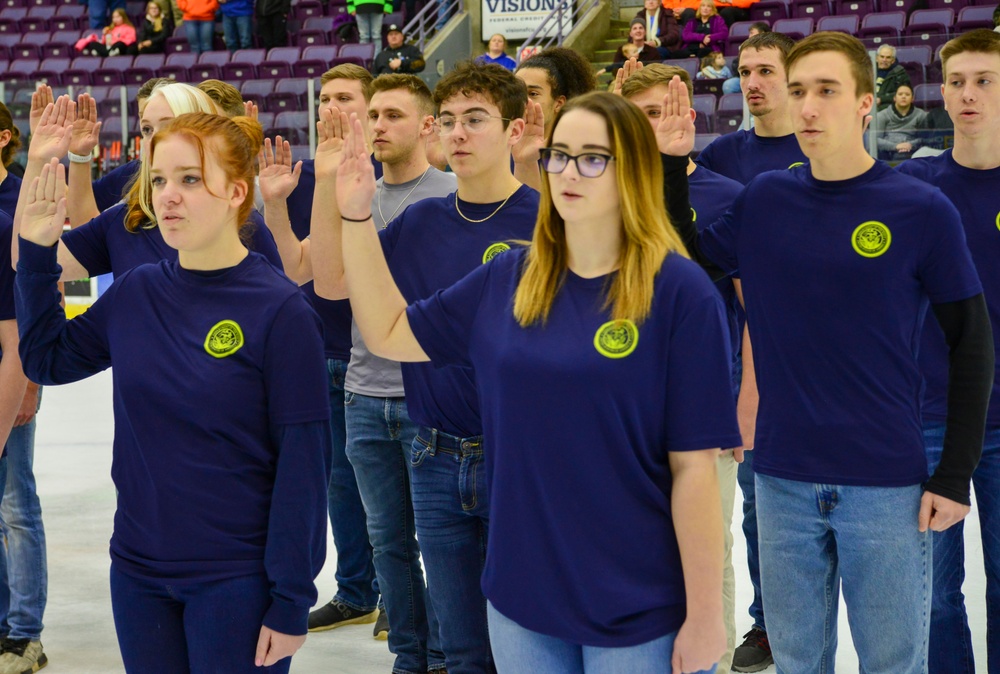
left=690, top=165, right=744, bottom=390
left=0, top=211, right=14, bottom=324
left=0, top=173, right=22, bottom=218
left=407, top=247, right=741, bottom=646
left=61, top=203, right=284, bottom=278
left=898, top=151, right=1000, bottom=425
left=93, top=160, right=140, bottom=211
left=699, top=162, right=982, bottom=487
left=696, top=129, right=808, bottom=185
left=380, top=184, right=539, bottom=436
left=16, top=246, right=330, bottom=633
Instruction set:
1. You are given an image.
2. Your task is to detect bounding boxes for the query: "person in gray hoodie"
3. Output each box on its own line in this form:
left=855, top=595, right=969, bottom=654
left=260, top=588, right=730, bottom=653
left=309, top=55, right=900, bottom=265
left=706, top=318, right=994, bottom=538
left=876, top=84, right=928, bottom=161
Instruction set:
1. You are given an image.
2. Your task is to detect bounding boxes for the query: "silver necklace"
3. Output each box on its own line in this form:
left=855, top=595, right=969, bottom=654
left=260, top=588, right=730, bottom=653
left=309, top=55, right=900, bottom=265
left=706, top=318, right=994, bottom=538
left=377, top=168, right=430, bottom=228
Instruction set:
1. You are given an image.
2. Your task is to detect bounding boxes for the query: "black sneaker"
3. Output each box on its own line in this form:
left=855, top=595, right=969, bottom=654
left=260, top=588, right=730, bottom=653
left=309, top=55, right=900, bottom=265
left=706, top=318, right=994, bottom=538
left=372, top=607, right=389, bottom=641
left=307, top=599, right=378, bottom=633
left=732, top=627, right=773, bottom=673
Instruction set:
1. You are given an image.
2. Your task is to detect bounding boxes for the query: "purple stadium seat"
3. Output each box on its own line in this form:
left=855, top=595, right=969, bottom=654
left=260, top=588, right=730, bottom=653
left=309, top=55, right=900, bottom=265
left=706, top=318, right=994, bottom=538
left=718, top=92, right=743, bottom=111
left=160, top=51, right=198, bottom=80
left=256, top=111, right=275, bottom=129
left=8, top=44, right=39, bottom=60
left=955, top=5, right=994, bottom=31
left=63, top=56, right=103, bottom=86
left=971, top=0, right=995, bottom=6
left=258, top=60, right=293, bottom=78
left=126, top=53, right=164, bottom=83
left=264, top=91, right=301, bottom=112
left=99, top=114, right=124, bottom=143
left=338, top=42, right=374, bottom=63
left=880, top=0, right=920, bottom=12
left=240, top=79, right=275, bottom=104
left=38, top=56, right=70, bottom=72
left=0, top=7, right=27, bottom=20
left=232, top=47, right=266, bottom=64
left=40, top=41, right=72, bottom=58
left=302, top=44, right=338, bottom=62
left=55, top=4, right=86, bottom=17
left=198, top=50, right=230, bottom=67
left=189, top=63, right=220, bottom=80
left=692, top=94, right=716, bottom=133
left=816, top=14, right=859, bottom=33
left=272, top=110, right=310, bottom=145
left=297, top=30, right=327, bottom=47
left=693, top=78, right=725, bottom=97
left=772, top=17, right=813, bottom=39
left=913, top=82, right=944, bottom=108
left=895, top=45, right=932, bottom=66
left=902, top=9, right=953, bottom=48
left=790, top=0, right=829, bottom=20
left=92, top=55, right=134, bottom=86
left=726, top=20, right=759, bottom=53
left=303, top=16, right=335, bottom=30
left=165, top=36, right=189, bottom=53
left=221, top=61, right=258, bottom=79
left=694, top=133, right=719, bottom=153
left=50, top=29, right=79, bottom=43
left=288, top=145, right=311, bottom=162
left=165, top=51, right=198, bottom=68
left=88, top=84, right=111, bottom=101
left=293, top=0, right=323, bottom=19
left=97, top=96, right=127, bottom=119
left=4, top=57, right=39, bottom=77
left=292, top=59, right=327, bottom=77
left=858, top=11, right=905, bottom=42
left=899, top=60, right=925, bottom=86
left=663, top=58, right=698, bottom=79
left=0, top=18, right=16, bottom=33
left=26, top=5, right=54, bottom=18
left=749, top=0, right=788, bottom=22
left=0, top=0, right=24, bottom=8
left=17, top=16, right=47, bottom=32
left=45, top=16, right=79, bottom=31
left=275, top=78, right=310, bottom=108
left=20, top=30, right=49, bottom=45
left=266, top=46, right=301, bottom=61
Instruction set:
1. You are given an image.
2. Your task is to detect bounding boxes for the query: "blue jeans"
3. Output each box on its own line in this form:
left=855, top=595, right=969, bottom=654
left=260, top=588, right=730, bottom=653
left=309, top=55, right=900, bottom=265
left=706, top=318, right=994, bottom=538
left=756, top=474, right=930, bottom=674
left=409, top=427, right=493, bottom=673
left=736, top=449, right=765, bottom=631
left=88, top=0, right=126, bottom=29
left=925, top=422, right=1000, bottom=674
left=488, top=601, right=715, bottom=673
left=0, top=416, right=47, bottom=641
left=355, top=12, right=384, bottom=57
left=222, top=14, right=253, bottom=51
left=184, top=20, right=214, bottom=54
left=110, top=566, right=290, bottom=673
left=722, top=77, right=741, bottom=94
left=345, top=392, right=443, bottom=674
left=325, top=360, right=378, bottom=612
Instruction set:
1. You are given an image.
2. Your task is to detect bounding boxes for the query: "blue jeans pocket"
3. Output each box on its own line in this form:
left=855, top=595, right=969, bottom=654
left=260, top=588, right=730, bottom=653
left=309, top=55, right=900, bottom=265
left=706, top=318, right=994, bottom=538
left=343, top=391, right=357, bottom=407
left=409, top=441, right=430, bottom=468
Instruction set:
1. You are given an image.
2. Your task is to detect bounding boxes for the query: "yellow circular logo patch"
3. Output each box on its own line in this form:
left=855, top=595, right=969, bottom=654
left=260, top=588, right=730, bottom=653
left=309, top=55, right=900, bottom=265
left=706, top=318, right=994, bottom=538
left=851, top=221, right=892, bottom=258
left=788, top=161, right=805, bottom=169
left=995, top=211, right=999, bottom=233
left=482, top=242, right=511, bottom=264
left=204, top=320, right=244, bottom=358
left=594, top=320, right=639, bottom=359
left=691, top=207, right=697, bottom=223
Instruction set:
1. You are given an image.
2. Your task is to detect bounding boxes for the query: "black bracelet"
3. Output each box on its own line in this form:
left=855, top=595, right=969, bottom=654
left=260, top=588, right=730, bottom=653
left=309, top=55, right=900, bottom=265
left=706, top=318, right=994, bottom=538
left=341, top=214, right=372, bottom=222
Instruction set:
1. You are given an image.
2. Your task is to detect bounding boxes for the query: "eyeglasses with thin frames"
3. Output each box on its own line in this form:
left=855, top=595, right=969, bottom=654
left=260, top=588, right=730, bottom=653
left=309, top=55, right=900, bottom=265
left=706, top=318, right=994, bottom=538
left=435, top=112, right=512, bottom=136
left=538, top=148, right=616, bottom=178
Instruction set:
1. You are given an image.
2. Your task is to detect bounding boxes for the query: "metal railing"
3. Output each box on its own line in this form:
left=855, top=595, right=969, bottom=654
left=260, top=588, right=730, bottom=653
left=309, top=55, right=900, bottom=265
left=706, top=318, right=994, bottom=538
left=404, top=0, right=466, bottom=52
left=518, top=0, right=602, bottom=62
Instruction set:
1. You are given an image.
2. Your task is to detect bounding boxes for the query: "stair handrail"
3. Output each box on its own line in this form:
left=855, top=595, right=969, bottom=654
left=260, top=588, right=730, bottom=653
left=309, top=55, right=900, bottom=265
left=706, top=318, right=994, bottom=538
left=403, top=0, right=465, bottom=52
left=517, top=0, right=602, bottom=63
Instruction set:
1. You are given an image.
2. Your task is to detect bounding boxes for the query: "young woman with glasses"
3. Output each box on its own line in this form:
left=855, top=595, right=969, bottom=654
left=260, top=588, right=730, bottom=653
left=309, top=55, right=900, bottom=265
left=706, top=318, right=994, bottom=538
left=335, top=89, right=739, bottom=672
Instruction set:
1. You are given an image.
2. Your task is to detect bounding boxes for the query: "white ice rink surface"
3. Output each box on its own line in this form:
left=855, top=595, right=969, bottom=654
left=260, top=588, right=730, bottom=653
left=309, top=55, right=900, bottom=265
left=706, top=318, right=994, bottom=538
left=31, top=369, right=988, bottom=672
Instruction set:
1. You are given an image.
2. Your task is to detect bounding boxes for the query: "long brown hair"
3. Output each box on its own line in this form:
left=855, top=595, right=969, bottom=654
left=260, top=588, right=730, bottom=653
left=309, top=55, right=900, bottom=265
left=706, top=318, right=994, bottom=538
left=0, top=102, right=22, bottom=168
left=513, top=92, right=688, bottom=327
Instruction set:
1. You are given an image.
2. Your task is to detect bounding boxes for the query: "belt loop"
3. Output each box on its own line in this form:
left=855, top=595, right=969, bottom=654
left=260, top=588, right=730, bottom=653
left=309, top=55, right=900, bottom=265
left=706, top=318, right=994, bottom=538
left=429, top=428, right=438, bottom=457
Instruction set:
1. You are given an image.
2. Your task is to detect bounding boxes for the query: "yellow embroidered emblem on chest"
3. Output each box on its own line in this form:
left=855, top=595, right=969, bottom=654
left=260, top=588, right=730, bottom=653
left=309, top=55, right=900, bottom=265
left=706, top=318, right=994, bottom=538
left=594, top=320, right=639, bottom=359
left=204, top=320, right=245, bottom=358
left=482, top=242, right=511, bottom=264
left=851, top=221, right=892, bottom=258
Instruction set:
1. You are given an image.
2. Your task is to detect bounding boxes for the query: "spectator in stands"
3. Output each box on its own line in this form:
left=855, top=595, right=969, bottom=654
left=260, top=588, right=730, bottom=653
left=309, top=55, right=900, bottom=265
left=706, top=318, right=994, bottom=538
left=636, top=0, right=683, bottom=58
left=682, top=0, right=728, bottom=59
left=177, top=0, right=219, bottom=54
left=256, top=0, right=290, bottom=49
left=129, top=1, right=173, bottom=55
left=663, top=0, right=700, bottom=26
left=349, top=0, right=392, bottom=59
left=81, top=8, right=137, bottom=57
left=876, top=84, right=927, bottom=160
left=876, top=44, right=910, bottom=112
left=723, top=21, right=769, bottom=93
left=219, top=0, right=254, bottom=52
left=603, top=19, right=662, bottom=74
left=700, top=51, right=733, bottom=79
left=477, top=34, right=517, bottom=71
left=373, top=25, right=426, bottom=75
left=88, top=0, right=126, bottom=31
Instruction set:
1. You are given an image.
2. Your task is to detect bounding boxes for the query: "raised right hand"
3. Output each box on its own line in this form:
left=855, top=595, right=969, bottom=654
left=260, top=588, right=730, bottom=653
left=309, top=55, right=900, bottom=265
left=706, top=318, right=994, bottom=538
left=69, top=93, right=102, bottom=156
left=611, top=57, right=644, bottom=96
left=21, top=159, right=68, bottom=248
left=511, top=99, right=545, bottom=165
left=335, top=115, right=377, bottom=221
left=314, top=106, right=349, bottom=178
left=27, top=97, right=76, bottom=163
left=29, top=84, right=54, bottom=135
left=655, top=75, right=695, bottom=157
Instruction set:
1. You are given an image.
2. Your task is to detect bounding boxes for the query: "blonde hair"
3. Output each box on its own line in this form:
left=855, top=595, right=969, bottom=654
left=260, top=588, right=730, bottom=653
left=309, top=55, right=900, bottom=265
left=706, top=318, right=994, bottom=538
left=513, top=92, right=688, bottom=327
left=126, top=83, right=224, bottom=232
left=698, top=0, right=718, bottom=18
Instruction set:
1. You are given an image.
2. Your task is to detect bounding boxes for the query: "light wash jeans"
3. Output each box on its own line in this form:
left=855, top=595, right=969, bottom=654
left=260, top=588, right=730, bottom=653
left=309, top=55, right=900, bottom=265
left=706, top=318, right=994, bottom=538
left=756, top=473, right=930, bottom=674
left=488, top=601, right=716, bottom=673
left=183, top=19, right=214, bottom=54
left=355, top=12, right=384, bottom=58
left=0, top=408, right=48, bottom=641
left=925, top=422, right=1000, bottom=674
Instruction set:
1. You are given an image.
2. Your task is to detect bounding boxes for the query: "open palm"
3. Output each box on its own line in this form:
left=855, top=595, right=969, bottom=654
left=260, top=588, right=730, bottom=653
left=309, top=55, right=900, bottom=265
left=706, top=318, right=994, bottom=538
left=21, top=159, right=68, bottom=248
left=28, top=97, right=75, bottom=162
left=335, top=115, right=376, bottom=221
left=655, top=76, right=696, bottom=158
left=258, top=136, right=303, bottom=202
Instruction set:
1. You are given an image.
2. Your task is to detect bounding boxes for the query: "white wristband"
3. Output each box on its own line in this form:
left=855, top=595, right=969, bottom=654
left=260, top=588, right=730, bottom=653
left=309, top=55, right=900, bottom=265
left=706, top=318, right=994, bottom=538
left=67, top=151, right=93, bottom=164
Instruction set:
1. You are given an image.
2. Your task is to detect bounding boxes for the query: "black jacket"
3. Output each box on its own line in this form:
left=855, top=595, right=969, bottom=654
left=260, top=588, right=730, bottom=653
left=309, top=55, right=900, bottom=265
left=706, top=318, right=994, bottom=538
left=372, top=43, right=426, bottom=75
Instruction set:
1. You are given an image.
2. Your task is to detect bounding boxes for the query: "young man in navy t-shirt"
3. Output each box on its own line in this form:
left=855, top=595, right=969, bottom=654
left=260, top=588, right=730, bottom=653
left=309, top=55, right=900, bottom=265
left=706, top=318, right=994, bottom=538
left=622, top=62, right=745, bottom=674
left=313, top=62, right=538, bottom=673
left=663, top=32, right=993, bottom=673
left=698, top=30, right=807, bottom=672
left=896, top=29, right=1000, bottom=674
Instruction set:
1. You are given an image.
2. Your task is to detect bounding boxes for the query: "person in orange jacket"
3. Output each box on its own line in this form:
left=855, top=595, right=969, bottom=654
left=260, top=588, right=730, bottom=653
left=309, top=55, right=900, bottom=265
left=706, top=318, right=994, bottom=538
left=177, top=0, right=219, bottom=53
